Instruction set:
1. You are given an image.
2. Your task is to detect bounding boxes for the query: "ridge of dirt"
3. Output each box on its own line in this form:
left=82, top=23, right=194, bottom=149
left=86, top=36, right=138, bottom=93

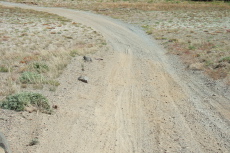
left=0, top=2, right=230, bottom=153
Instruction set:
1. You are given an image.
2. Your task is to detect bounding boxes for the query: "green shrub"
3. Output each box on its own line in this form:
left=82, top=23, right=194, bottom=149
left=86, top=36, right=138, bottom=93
left=168, top=38, right=178, bottom=42
left=220, top=57, right=230, bottom=63
left=188, top=45, right=196, bottom=50
left=32, top=62, right=49, bottom=73
left=20, top=71, right=44, bottom=84
left=0, top=92, right=51, bottom=113
left=70, top=50, right=78, bottom=57
left=0, top=66, right=8, bottom=72
left=146, top=30, right=153, bottom=35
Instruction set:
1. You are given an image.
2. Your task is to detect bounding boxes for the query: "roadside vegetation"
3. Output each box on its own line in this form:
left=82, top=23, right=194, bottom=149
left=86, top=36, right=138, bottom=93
left=0, top=6, right=106, bottom=109
left=102, top=8, right=230, bottom=81
left=73, top=0, right=229, bottom=82
left=0, top=1, right=229, bottom=152
left=1, top=0, right=229, bottom=107
left=0, top=92, right=52, bottom=114
left=2, top=0, right=229, bottom=82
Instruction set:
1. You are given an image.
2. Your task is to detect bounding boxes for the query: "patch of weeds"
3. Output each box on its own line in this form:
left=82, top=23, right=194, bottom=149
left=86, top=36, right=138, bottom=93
left=58, top=17, right=71, bottom=22
left=49, top=86, right=57, bottom=92
left=102, top=42, right=107, bottom=45
left=220, top=57, right=230, bottom=63
left=20, top=71, right=44, bottom=84
left=65, top=36, right=73, bottom=39
left=142, top=25, right=149, bottom=29
left=46, top=80, right=60, bottom=86
left=205, top=60, right=213, bottom=66
left=0, top=92, right=51, bottom=113
left=188, top=45, right=196, bottom=50
left=70, top=50, right=78, bottom=57
left=0, top=66, right=8, bottom=72
left=199, top=42, right=216, bottom=50
left=146, top=30, right=153, bottom=35
left=168, top=38, right=178, bottom=42
left=32, top=62, right=49, bottom=73
left=142, top=25, right=153, bottom=35
left=156, top=37, right=167, bottom=40
left=148, top=0, right=154, bottom=3
left=29, top=138, right=39, bottom=146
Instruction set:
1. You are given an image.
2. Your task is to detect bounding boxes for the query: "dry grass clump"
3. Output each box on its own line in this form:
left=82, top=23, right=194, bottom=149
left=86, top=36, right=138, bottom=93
left=0, top=6, right=106, bottom=97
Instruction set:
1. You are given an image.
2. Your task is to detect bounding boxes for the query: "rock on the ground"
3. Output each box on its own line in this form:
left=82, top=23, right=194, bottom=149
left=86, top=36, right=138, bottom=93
left=78, top=76, right=88, bottom=83
left=83, top=56, right=92, bottom=62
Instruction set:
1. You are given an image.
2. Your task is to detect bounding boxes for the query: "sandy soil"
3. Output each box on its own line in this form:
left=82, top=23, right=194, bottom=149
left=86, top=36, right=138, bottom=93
left=0, top=2, right=230, bottom=153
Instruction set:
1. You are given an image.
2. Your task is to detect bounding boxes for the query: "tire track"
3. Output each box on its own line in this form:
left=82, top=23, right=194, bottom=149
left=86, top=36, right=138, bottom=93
left=1, top=2, right=230, bottom=153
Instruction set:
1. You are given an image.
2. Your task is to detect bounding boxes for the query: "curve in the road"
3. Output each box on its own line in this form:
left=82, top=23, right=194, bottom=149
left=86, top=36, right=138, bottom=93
left=1, top=2, right=230, bottom=153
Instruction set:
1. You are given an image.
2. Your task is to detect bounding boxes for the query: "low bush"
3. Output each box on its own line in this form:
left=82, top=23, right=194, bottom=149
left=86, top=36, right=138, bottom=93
left=220, top=57, right=230, bottom=63
left=70, top=50, right=78, bottom=57
left=0, top=92, right=51, bottom=113
left=20, top=71, right=44, bottom=84
left=46, top=80, right=60, bottom=86
left=32, top=62, right=49, bottom=73
left=0, top=66, right=8, bottom=72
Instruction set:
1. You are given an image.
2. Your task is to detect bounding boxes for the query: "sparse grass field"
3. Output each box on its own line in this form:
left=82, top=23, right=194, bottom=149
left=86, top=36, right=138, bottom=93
left=0, top=5, right=106, bottom=99
left=98, top=7, right=230, bottom=80
left=2, top=0, right=229, bottom=81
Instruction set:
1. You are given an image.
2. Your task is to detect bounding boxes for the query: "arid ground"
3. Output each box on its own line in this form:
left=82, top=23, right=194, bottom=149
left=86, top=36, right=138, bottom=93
left=0, top=1, right=230, bottom=153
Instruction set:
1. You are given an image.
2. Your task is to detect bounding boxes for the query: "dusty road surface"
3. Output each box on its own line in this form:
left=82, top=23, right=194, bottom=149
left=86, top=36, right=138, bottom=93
left=1, top=2, right=230, bottom=153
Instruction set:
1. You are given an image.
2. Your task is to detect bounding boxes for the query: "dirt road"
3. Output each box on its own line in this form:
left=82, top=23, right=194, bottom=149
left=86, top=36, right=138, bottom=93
left=1, top=2, right=230, bottom=153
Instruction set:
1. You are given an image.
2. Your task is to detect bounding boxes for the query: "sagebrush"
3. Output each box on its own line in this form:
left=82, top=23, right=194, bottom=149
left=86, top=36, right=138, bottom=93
left=0, top=92, right=51, bottom=113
